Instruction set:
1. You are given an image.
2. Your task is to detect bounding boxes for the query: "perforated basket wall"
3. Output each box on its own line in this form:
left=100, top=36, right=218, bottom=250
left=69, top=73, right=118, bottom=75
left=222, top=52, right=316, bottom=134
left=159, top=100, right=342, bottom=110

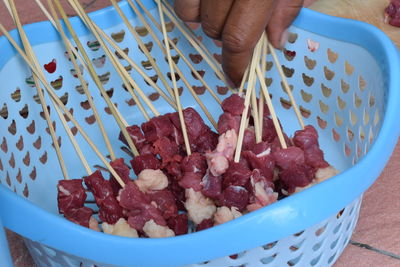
left=0, top=1, right=397, bottom=267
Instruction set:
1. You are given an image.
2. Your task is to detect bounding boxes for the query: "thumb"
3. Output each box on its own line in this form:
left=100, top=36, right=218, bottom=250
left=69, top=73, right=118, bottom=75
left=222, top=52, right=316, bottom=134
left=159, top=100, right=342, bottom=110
left=267, top=0, right=304, bottom=49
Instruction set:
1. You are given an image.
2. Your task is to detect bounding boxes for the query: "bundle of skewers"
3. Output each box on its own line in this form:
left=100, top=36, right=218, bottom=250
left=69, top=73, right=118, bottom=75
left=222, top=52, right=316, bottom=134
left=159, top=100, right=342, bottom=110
left=0, top=0, right=338, bottom=239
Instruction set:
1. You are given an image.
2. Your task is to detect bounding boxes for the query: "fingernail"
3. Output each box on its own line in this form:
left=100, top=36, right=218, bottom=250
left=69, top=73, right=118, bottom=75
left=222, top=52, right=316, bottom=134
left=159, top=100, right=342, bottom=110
left=280, top=29, right=289, bottom=49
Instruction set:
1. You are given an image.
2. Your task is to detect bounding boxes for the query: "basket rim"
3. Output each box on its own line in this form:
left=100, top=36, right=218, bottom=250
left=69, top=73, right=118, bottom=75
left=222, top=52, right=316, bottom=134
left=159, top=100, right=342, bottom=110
left=1, top=1, right=400, bottom=266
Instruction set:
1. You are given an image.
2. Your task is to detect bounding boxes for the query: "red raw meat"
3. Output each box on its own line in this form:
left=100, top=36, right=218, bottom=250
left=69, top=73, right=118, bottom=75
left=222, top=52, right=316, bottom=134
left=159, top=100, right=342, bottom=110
left=242, top=127, right=256, bottom=151
left=196, top=218, right=214, bottom=231
left=168, top=178, right=186, bottom=211
left=273, top=147, right=305, bottom=170
left=64, top=206, right=93, bottom=228
left=167, top=214, right=188, bottom=236
left=119, top=125, right=147, bottom=149
left=220, top=185, right=250, bottom=211
left=170, top=108, right=208, bottom=140
left=191, top=128, right=218, bottom=153
left=221, top=94, right=245, bottom=116
left=201, top=172, right=222, bottom=200
left=222, top=161, right=252, bottom=189
left=385, top=0, right=400, bottom=27
left=153, top=137, right=180, bottom=162
left=57, top=179, right=87, bottom=214
left=98, top=196, right=124, bottom=224
left=84, top=170, right=113, bottom=207
left=130, top=154, right=161, bottom=175
left=164, top=160, right=183, bottom=178
left=217, top=112, right=240, bottom=134
left=181, top=153, right=207, bottom=174
left=141, top=114, right=174, bottom=143
left=250, top=169, right=274, bottom=190
left=127, top=204, right=167, bottom=231
left=304, top=144, right=329, bottom=169
left=279, top=164, right=315, bottom=193
left=179, top=172, right=203, bottom=191
left=118, top=181, right=151, bottom=211
left=109, top=158, right=132, bottom=196
left=262, top=117, right=278, bottom=143
left=242, top=148, right=275, bottom=181
left=170, top=125, right=184, bottom=146
left=293, top=125, right=319, bottom=150
left=147, top=189, right=178, bottom=220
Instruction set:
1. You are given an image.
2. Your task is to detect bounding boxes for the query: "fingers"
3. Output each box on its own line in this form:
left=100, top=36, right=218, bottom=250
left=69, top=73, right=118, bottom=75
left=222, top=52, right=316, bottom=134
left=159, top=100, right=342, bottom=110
left=200, top=0, right=234, bottom=40
left=267, top=0, right=303, bottom=48
left=174, top=0, right=201, bottom=22
left=221, top=0, right=276, bottom=87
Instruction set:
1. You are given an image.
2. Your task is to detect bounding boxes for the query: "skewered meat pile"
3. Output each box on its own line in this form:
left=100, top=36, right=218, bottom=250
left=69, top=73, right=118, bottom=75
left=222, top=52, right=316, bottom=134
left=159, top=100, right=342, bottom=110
left=57, top=94, right=338, bottom=238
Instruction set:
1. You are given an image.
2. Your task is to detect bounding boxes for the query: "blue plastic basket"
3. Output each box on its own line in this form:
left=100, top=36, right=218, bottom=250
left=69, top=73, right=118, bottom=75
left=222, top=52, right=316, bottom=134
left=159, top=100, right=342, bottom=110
left=0, top=1, right=399, bottom=266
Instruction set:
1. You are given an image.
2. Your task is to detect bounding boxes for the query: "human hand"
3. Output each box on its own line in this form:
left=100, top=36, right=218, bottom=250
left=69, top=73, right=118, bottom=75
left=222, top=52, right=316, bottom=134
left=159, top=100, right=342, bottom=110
left=174, top=0, right=304, bottom=87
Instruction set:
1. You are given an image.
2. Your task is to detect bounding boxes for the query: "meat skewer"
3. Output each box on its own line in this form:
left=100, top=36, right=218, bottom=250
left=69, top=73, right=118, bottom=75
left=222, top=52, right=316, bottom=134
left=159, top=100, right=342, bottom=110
left=3, top=0, right=69, bottom=179
left=156, top=0, right=192, bottom=155
left=126, top=0, right=219, bottom=129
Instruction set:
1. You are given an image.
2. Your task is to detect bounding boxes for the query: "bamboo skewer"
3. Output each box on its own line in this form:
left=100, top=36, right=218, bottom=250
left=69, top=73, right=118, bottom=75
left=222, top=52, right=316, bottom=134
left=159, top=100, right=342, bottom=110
left=66, top=0, right=152, bottom=122
left=258, top=35, right=268, bottom=134
left=234, top=42, right=262, bottom=163
left=43, top=0, right=117, bottom=161
left=133, top=0, right=231, bottom=89
left=0, top=22, right=126, bottom=188
left=256, top=64, right=287, bottom=149
left=156, top=0, right=191, bottom=155
left=238, top=67, right=249, bottom=95
left=127, top=0, right=218, bottom=129
left=268, top=43, right=305, bottom=129
left=4, top=0, right=69, bottom=179
left=53, top=0, right=139, bottom=157
left=109, top=0, right=174, bottom=100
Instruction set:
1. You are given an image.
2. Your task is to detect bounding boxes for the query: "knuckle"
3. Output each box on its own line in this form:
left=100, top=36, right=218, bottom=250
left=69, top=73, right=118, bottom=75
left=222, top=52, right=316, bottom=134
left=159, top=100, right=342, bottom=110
left=201, top=22, right=221, bottom=39
left=222, top=27, right=253, bottom=53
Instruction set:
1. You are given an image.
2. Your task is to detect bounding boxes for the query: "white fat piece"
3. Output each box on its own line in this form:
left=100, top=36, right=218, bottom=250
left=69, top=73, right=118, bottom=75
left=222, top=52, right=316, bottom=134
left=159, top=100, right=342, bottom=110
left=58, top=185, right=71, bottom=196
left=135, top=169, right=168, bottom=192
left=185, top=188, right=217, bottom=225
left=102, top=218, right=138, bottom=238
left=143, top=219, right=175, bottom=238
left=214, top=206, right=242, bottom=225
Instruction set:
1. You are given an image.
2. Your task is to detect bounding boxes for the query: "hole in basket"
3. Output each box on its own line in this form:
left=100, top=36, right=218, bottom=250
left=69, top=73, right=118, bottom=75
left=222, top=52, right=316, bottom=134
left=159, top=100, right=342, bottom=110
left=288, top=32, right=298, bottom=43
left=8, top=120, right=17, bottom=135
left=125, top=98, right=136, bottom=106
left=85, top=115, right=96, bottom=125
left=332, top=129, right=340, bottom=142
left=70, top=65, right=84, bottom=78
left=290, top=239, right=305, bottom=251
left=167, top=72, right=180, bottom=81
left=374, top=110, right=380, bottom=126
left=23, top=183, right=29, bottom=198
left=281, top=82, right=294, bottom=93
left=191, top=70, right=205, bottom=80
left=317, top=116, right=327, bottom=129
left=330, top=237, right=340, bottom=250
left=369, top=94, right=375, bottom=107
left=212, top=53, right=222, bottom=64
left=337, top=96, right=346, bottom=110
left=11, top=88, right=21, bottom=102
left=266, top=61, right=273, bottom=71
left=138, top=42, right=152, bottom=54
left=341, top=79, right=350, bottom=94
left=345, top=61, right=354, bottom=75
left=75, top=83, right=88, bottom=95
left=288, top=254, right=303, bottom=266
left=344, top=144, right=351, bottom=157
left=284, top=49, right=296, bottom=61
left=111, top=29, right=125, bottom=42
left=359, top=126, right=365, bottom=142
left=149, top=93, right=160, bottom=101
left=282, top=65, right=295, bottom=78
left=92, top=55, right=106, bottom=68
left=280, top=98, right=292, bottom=109
left=315, top=225, right=327, bottom=236
left=135, top=25, right=148, bottom=36
left=0, top=103, right=8, bottom=119
left=354, top=93, right=362, bottom=108
left=50, top=76, right=63, bottom=90
left=45, top=121, right=56, bottom=135
left=144, top=75, right=159, bottom=86
left=40, top=106, right=51, bottom=120
left=25, top=76, right=35, bottom=87
left=359, top=75, right=366, bottom=91
left=213, top=39, right=222, bottom=47
left=16, top=135, right=24, bottom=151
left=87, top=40, right=100, bottom=51
left=310, top=253, right=322, bottom=266
left=80, top=100, right=91, bottom=110
left=23, top=151, right=30, bottom=166
left=189, top=53, right=203, bottom=64
left=26, top=120, right=35, bottom=135
left=60, top=93, right=69, bottom=105
left=165, top=21, right=175, bottom=32
left=319, top=101, right=329, bottom=114
left=16, top=168, right=22, bottom=183
left=193, top=86, right=206, bottom=95
left=356, top=142, right=362, bottom=158
left=263, top=241, right=278, bottom=250
left=347, top=128, right=354, bottom=142
left=260, top=254, right=277, bottom=264
left=6, top=172, right=11, bottom=186
left=217, top=86, right=228, bottom=95
left=321, top=83, right=332, bottom=98
left=304, top=56, right=316, bottom=70
left=350, top=111, right=358, bottom=126
left=302, top=73, right=314, bottom=86
left=312, top=240, right=323, bottom=252
left=333, top=222, right=342, bottom=234
left=300, top=90, right=312, bottom=103
left=165, top=55, right=180, bottom=64
left=71, top=127, right=78, bottom=136
left=327, top=48, right=338, bottom=63
left=9, top=153, right=15, bottom=168
left=0, top=158, right=2, bottom=171
left=369, top=128, right=374, bottom=145
left=324, top=66, right=335, bottom=81
left=265, top=78, right=273, bottom=87
left=141, top=59, right=155, bottom=70
left=98, top=72, right=111, bottom=85
left=40, top=151, right=48, bottom=164
left=294, top=230, right=304, bottom=237
left=1, top=137, right=7, bottom=153
left=328, top=253, right=337, bottom=264
left=300, top=106, right=311, bottom=118
left=363, top=110, right=370, bottom=125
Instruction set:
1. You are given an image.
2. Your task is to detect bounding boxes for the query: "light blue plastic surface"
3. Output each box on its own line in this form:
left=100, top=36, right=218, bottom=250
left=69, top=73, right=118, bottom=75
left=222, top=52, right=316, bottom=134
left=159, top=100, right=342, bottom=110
left=0, top=1, right=399, bottom=266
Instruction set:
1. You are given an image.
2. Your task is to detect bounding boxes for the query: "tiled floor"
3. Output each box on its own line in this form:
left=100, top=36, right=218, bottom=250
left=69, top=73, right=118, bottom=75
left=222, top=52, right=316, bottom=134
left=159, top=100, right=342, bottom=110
left=2, top=0, right=400, bottom=266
